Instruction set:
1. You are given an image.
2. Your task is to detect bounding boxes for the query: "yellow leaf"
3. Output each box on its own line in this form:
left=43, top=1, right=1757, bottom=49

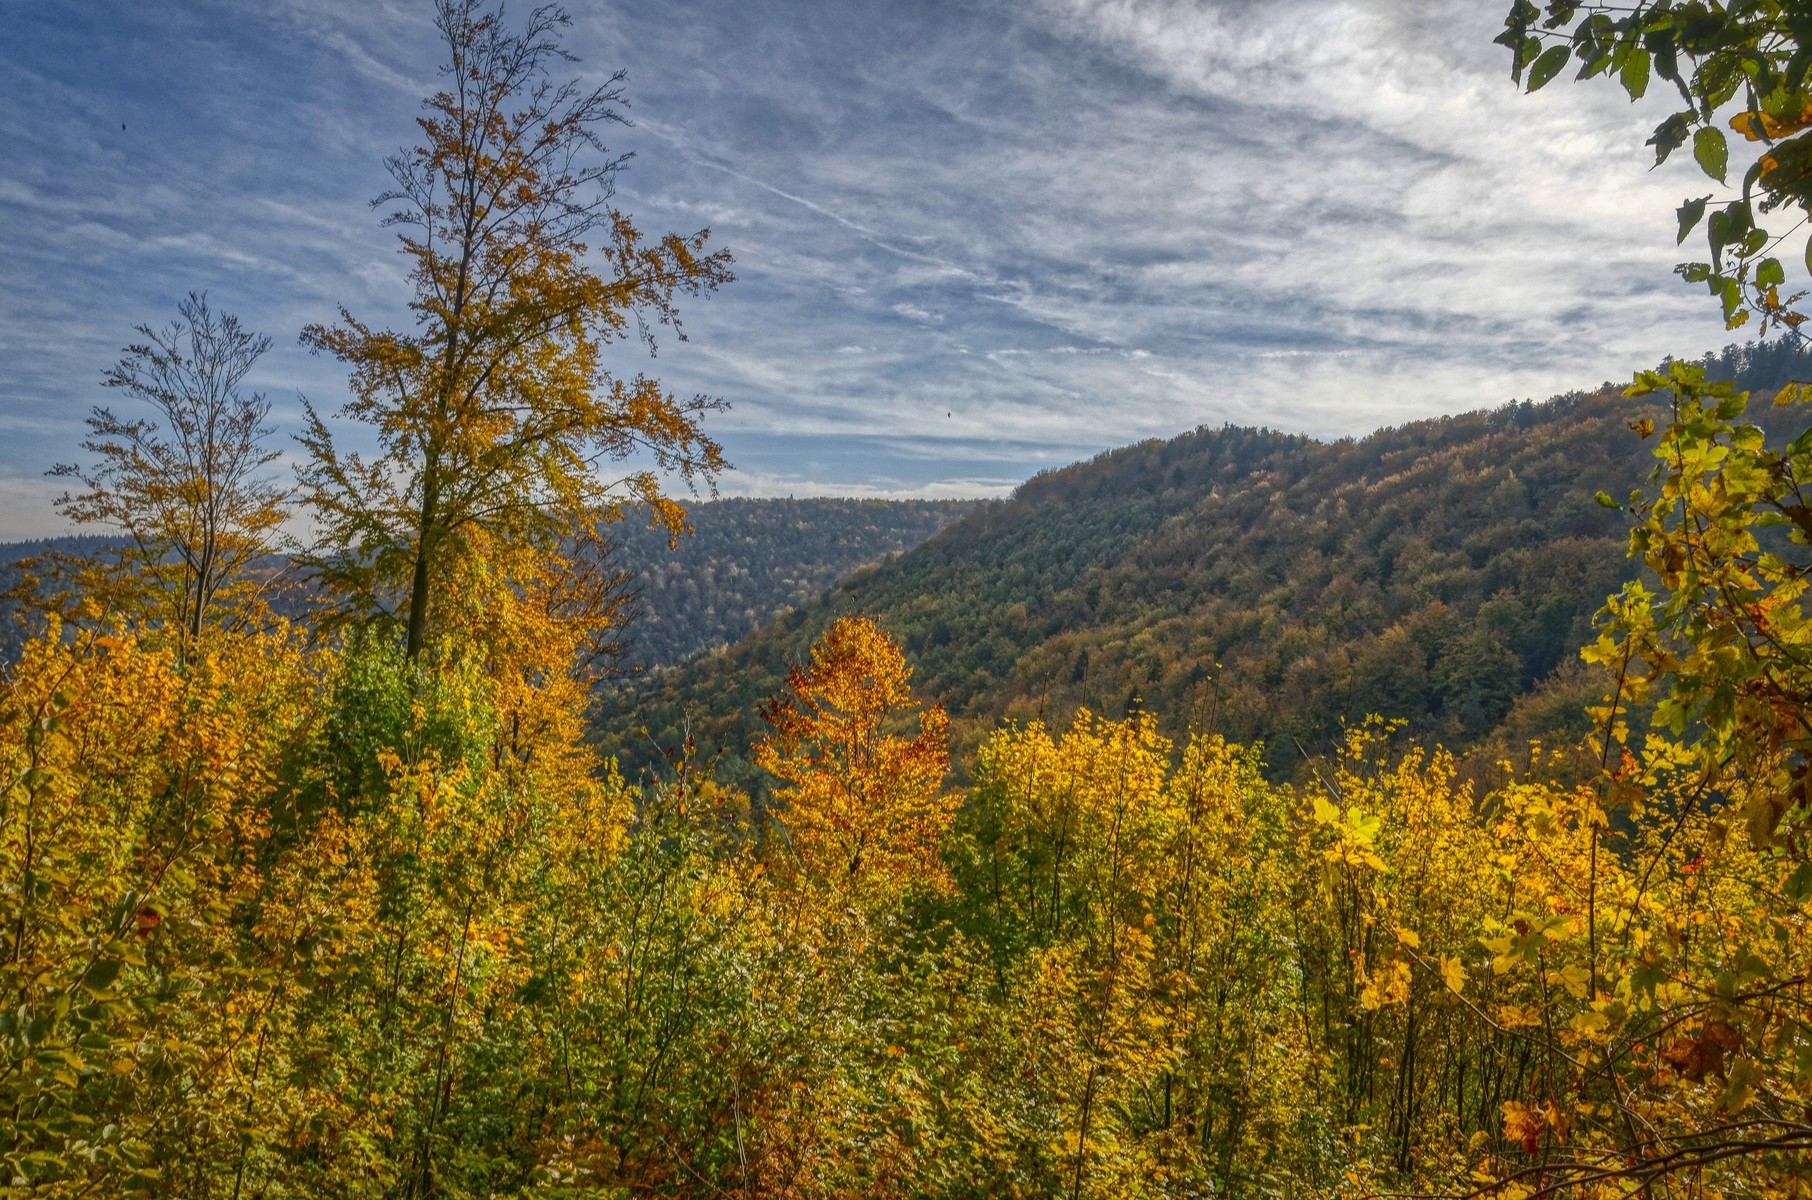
left=1554, top=961, right=1592, bottom=1000
left=1360, top=959, right=1411, bottom=1009
left=1566, top=1010, right=1610, bottom=1037
left=1495, top=1004, right=1543, bottom=1029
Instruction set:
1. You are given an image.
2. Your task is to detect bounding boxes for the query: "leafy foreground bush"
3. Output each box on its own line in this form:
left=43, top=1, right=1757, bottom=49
left=1, top=624, right=1808, bottom=1198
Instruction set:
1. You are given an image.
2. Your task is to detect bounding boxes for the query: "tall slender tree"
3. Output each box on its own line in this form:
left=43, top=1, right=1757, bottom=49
left=49, top=292, right=287, bottom=643
left=299, top=0, right=732, bottom=660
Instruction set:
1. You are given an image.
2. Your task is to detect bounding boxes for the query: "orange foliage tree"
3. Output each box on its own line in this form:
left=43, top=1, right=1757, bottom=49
left=754, top=614, right=954, bottom=902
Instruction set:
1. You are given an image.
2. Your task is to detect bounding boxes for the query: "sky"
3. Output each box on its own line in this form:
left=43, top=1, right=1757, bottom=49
left=0, top=0, right=1751, bottom=536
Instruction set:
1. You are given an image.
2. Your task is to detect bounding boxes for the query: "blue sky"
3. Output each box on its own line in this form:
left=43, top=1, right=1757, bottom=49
left=0, top=0, right=1742, bottom=535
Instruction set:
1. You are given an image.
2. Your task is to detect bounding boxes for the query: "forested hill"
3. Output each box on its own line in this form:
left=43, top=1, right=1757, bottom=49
left=609, top=497, right=972, bottom=667
left=595, top=341, right=1808, bottom=792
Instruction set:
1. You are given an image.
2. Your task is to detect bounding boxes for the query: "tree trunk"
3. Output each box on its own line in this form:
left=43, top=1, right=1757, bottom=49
left=405, top=476, right=439, bottom=661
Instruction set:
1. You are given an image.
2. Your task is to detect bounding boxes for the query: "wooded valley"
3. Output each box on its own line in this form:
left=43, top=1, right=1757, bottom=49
left=604, top=498, right=971, bottom=669
left=0, top=500, right=971, bottom=675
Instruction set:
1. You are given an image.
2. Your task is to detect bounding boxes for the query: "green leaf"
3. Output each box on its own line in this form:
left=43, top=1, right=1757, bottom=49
left=1703, top=210, right=1732, bottom=264
left=1595, top=490, right=1620, bottom=508
left=1721, top=275, right=1745, bottom=322
left=1631, top=959, right=1668, bottom=997
left=23, top=1011, right=53, bottom=1047
left=1650, top=111, right=1693, bottom=165
left=1677, top=195, right=1711, bottom=244
left=1620, top=47, right=1651, bottom=100
left=1542, top=2, right=1580, bottom=30
left=1695, top=125, right=1730, bottom=182
left=1652, top=34, right=1679, bottom=84
left=1713, top=390, right=1749, bottom=420
left=1718, top=1056, right=1760, bottom=1115
left=1758, top=257, right=1786, bottom=288
left=1578, top=40, right=1613, bottom=80
left=1527, top=44, right=1572, bottom=91
left=80, top=958, right=122, bottom=996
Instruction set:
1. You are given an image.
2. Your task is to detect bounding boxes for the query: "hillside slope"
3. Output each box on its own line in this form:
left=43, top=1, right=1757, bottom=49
left=610, top=497, right=972, bottom=668
left=595, top=343, right=1806, bottom=792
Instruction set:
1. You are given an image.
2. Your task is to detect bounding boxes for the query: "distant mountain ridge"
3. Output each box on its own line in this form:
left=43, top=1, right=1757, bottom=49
left=595, top=339, right=1810, bottom=794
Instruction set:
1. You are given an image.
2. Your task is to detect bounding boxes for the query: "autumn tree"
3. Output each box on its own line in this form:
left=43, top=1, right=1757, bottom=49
left=957, top=711, right=1327, bottom=1197
left=299, top=0, right=732, bottom=661
left=754, top=615, right=954, bottom=902
left=47, top=293, right=287, bottom=643
left=0, top=624, right=317, bottom=1195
